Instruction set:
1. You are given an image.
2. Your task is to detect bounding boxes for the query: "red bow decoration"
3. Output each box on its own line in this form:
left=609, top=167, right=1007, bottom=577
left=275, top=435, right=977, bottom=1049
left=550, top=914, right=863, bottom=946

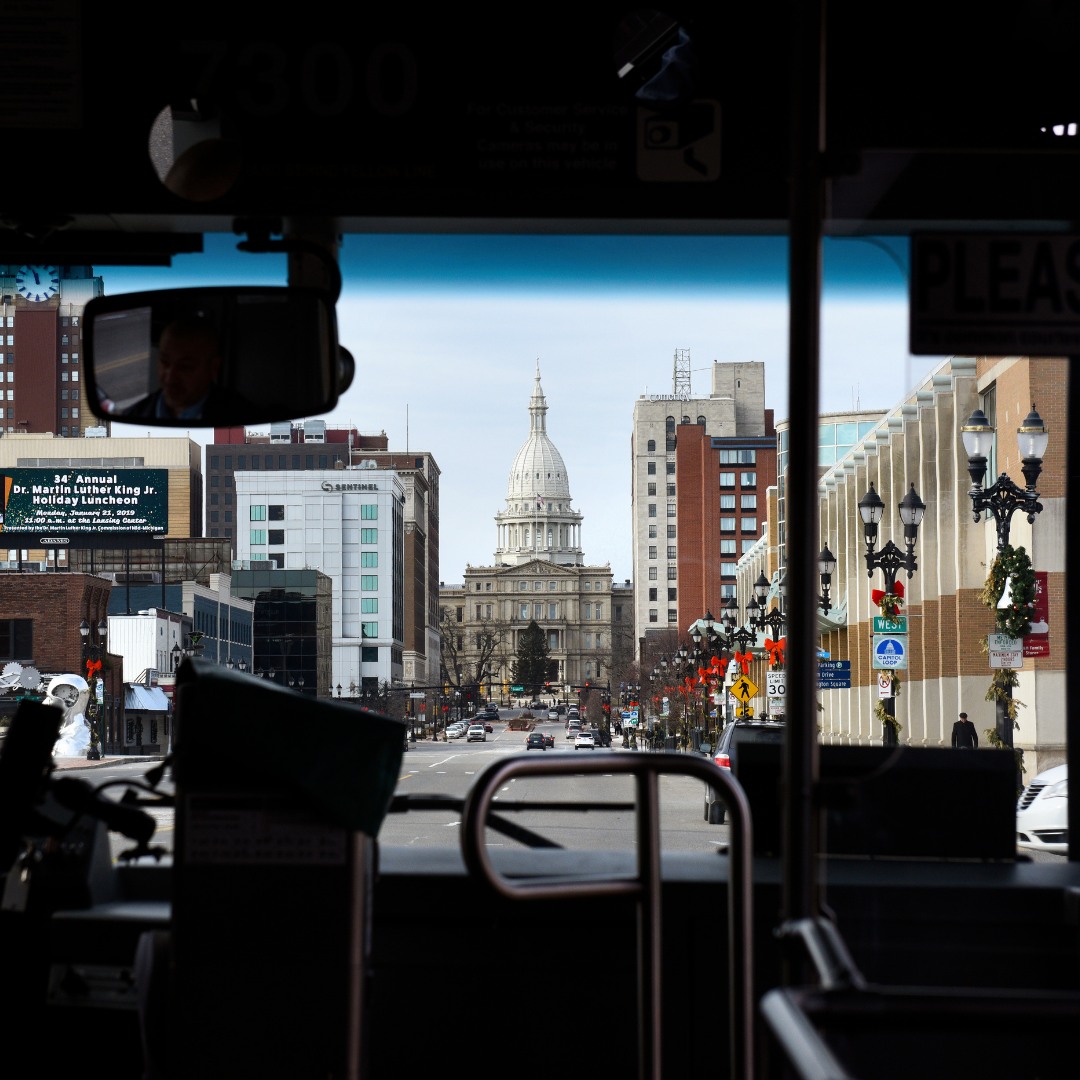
left=764, top=637, right=786, bottom=667
left=871, top=580, right=905, bottom=615
left=734, top=650, right=753, bottom=675
left=85, top=658, right=102, bottom=678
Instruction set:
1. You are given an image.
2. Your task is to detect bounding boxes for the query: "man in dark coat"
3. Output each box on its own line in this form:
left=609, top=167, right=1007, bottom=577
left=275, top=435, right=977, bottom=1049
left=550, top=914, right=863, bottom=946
left=951, top=711, right=978, bottom=749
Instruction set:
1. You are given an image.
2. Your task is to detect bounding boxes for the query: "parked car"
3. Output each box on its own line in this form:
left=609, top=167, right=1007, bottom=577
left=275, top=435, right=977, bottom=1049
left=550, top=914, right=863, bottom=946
left=541, top=731, right=555, bottom=748
left=704, top=719, right=786, bottom=824
left=525, top=732, right=547, bottom=751
left=1017, top=762, right=1068, bottom=856
left=447, top=723, right=468, bottom=739
left=574, top=731, right=596, bottom=750
left=466, top=724, right=487, bottom=742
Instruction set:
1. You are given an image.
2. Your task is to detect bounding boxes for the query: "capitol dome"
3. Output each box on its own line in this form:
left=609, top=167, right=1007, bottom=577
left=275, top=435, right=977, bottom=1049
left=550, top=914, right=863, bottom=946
left=494, top=362, right=583, bottom=566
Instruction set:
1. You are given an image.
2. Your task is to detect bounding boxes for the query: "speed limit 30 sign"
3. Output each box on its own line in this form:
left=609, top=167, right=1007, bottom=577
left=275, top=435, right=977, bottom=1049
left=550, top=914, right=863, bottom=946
left=766, top=671, right=786, bottom=698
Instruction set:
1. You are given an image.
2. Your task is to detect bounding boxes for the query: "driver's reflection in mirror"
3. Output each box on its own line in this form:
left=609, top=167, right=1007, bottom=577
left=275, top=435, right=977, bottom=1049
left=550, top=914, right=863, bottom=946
left=119, top=313, right=251, bottom=422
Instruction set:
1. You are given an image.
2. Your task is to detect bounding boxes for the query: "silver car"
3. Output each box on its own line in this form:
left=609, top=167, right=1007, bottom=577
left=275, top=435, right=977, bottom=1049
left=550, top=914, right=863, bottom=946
left=466, top=724, right=487, bottom=742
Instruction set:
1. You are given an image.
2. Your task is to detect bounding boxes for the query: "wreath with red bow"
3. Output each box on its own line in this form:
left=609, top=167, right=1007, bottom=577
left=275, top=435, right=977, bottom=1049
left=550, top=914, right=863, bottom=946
left=871, top=580, right=905, bottom=617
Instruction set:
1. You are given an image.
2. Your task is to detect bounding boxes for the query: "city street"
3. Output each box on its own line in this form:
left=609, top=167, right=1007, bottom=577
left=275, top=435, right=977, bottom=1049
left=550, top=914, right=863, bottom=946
left=66, top=716, right=1062, bottom=864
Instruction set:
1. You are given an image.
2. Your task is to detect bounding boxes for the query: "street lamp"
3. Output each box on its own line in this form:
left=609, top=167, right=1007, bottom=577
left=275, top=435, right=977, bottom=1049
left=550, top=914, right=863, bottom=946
left=859, top=481, right=926, bottom=592
left=859, top=480, right=926, bottom=745
left=79, top=617, right=107, bottom=760
left=962, top=404, right=1048, bottom=553
left=961, top=403, right=1049, bottom=761
left=818, top=545, right=837, bottom=614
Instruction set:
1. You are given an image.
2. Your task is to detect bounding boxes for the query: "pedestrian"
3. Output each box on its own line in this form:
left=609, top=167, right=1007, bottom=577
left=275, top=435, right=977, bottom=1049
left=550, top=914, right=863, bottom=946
left=951, top=711, right=978, bottom=749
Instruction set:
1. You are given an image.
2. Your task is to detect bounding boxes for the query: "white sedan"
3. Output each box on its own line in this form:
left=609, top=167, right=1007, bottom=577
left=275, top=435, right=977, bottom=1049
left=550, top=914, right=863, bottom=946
left=1017, top=762, right=1067, bottom=856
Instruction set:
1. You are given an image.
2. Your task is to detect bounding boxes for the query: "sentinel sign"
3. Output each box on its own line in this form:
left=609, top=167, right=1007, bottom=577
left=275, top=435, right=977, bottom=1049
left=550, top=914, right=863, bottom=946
left=0, top=468, right=168, bottom=535
left=910, top=234, right=1080, bottom=355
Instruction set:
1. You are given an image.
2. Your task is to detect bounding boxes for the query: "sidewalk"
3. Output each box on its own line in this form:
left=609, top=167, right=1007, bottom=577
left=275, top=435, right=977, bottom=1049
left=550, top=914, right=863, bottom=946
left=52, top=754, right=164, bottom=771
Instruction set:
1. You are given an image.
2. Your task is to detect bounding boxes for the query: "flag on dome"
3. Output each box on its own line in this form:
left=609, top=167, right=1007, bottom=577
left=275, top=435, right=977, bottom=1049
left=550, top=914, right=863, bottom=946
left=536, top=494, right=544, bottom=509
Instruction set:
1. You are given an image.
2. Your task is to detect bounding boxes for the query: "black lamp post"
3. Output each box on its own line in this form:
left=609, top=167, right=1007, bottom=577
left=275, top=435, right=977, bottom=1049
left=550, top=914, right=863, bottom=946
left=817, top=545, right=837, bottom=614
left=961, top=403, right=1048, bottom=756
left=859, top=480, right=926, bottom=744
left=859, top=481, right=925, bottom=593
left=690, top=612, right=730, bottom=740
left=962, top=404, right=1048, bottom=553
left=709, top=601, right=757, bottom=721
left=79, top=616, right=107, bottom=760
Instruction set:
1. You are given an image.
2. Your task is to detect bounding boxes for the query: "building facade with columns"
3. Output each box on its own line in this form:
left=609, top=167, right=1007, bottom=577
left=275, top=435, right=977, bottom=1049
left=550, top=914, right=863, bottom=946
left=813, top=354, right=1066, bottom=776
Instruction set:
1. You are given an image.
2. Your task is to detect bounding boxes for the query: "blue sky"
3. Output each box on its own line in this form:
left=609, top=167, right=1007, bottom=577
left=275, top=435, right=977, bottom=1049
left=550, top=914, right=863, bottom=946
left=105, top=233, right=947, bottom=582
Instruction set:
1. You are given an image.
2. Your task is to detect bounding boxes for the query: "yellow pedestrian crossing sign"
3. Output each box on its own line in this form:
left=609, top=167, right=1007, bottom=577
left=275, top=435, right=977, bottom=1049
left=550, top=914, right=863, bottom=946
left=731, top=675, right=758, bottom=702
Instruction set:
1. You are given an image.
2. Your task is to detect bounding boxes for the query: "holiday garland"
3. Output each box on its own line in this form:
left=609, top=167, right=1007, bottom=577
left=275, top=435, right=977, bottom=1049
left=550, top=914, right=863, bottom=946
left=978, top=545, right=1031, bottom=774
left=980, top=544, right=1036, bottom=639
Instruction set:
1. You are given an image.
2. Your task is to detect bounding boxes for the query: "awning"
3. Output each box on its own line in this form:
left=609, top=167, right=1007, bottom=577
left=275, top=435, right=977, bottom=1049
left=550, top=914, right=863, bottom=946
left=125, top=684, right=171, bottom=711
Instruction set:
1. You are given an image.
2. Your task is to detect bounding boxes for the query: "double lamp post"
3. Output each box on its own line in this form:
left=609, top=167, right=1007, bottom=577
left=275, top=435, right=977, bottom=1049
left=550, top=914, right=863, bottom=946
left=961, top=403, right=1048, bottom=753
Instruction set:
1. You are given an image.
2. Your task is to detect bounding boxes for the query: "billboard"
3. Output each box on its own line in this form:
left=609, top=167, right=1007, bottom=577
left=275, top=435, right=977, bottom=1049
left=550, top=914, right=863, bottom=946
left=0, top=468, right=168, bottom=536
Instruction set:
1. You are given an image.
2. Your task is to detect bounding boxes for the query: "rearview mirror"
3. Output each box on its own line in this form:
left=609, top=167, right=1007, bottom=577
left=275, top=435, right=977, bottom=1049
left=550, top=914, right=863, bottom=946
left=83, top=286, right=344, bottom=427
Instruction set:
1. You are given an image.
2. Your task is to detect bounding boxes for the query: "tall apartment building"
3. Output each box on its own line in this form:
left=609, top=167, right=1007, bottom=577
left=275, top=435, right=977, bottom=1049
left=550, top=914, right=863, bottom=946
left=233, top=468, right=406, bottom=695
left=631, top=355, right=776, bottom=665
left=207, top=421, right=441, bottom=688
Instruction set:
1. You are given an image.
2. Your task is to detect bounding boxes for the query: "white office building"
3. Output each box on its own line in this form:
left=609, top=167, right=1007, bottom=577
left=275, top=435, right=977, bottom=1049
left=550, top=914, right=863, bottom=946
left=233, top=468, right=405, bottom=692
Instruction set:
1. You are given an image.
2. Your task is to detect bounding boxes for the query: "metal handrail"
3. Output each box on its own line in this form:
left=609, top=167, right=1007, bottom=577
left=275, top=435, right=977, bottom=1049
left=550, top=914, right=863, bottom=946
left=460, top=751, right=754, bottom=1080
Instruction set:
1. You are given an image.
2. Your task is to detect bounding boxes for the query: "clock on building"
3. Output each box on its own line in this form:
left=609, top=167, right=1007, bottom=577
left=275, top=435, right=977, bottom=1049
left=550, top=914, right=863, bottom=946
left=15, top=264, right=59, bottom=302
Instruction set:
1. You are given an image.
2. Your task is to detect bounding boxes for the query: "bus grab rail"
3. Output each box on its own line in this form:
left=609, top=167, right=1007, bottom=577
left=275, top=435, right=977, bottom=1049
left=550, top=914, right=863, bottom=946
left=460, top=751, right=754, bottom=1080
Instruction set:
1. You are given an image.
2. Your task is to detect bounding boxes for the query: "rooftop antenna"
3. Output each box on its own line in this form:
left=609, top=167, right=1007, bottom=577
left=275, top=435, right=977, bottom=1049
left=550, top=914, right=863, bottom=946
left=672, top=348, right=691, bottom=400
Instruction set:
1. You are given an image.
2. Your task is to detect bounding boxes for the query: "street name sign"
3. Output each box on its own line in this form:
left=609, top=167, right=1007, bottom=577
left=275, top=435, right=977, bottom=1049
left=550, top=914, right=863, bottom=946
left=872, top=616, right=907, bottom=634
left=873, top=635, right=908, bottom=669
left=817, top=659, right=852, bottom=689
left=989, top=633, right=1023, bottom=669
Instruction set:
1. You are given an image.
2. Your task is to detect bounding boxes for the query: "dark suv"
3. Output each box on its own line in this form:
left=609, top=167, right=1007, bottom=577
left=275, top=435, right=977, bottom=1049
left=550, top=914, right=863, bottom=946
left=704, top=719, right=785, bottom=824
